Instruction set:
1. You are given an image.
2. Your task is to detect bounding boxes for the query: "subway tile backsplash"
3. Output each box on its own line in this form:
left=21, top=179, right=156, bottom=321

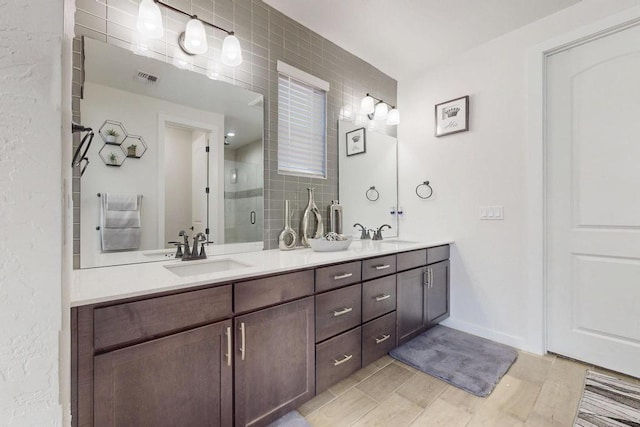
left=72, top=0, right=396, bottom=264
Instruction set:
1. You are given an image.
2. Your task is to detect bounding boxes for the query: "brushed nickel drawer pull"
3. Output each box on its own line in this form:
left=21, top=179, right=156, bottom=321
left=375, top=294, right=391, bottom=302
left=333, top=354, right=353, bottom=366
left=332, top=307, right=353, bottom=317
left=333, top=272, right=353, bottom=280
left=225, top=326, right=232, bottom=367
left=239, top=322, right=246, bottom=361
left=375, top=264, right=391, bottom=270
left=375, top=334, right=391, bottom=344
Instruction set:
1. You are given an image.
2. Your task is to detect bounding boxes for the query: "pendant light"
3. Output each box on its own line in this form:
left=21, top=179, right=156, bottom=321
left=136, top=0, right=164, bottom=39
left=374, top=102, right=388, bottom=120
left=359, top=93, right=400, bottom=126
left=180, top=18, right=208, bottom=55
left=386, top=108, right=400, bottom=125
left=360, top=95, right=375, bottom=115
left=134, top=0, right=244, bottom=67
left=221, top=34, right=243, bottom=66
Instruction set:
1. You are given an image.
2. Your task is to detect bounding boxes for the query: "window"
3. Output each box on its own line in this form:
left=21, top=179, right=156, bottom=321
left=277, top=61, right=329, bottom=178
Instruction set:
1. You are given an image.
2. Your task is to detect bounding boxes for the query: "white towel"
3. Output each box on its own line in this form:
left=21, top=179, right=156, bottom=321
left=105, top=193, right=138, bottom=211
left=104, top=210, right=140, bottom=228
left=101, top=228, right=141, bottom=251
left=100, top=193, right=142, bottom=251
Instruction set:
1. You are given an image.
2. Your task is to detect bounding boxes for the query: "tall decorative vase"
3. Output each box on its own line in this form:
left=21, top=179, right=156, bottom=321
left=301, top=187, right=324, bottom=247
left=278, top=200, right=298, bottom=250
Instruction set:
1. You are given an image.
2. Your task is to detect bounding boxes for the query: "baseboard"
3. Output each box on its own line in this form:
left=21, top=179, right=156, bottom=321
left=441, top=317, right=529, bottom=351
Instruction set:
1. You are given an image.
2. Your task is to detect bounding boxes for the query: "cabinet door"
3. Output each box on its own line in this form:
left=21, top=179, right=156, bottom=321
left=426, top=260, right=450, bottom=325
left=397, top=267, right=427, bottom=345
left=94, top=320, right=232, bottom=427
left=235, top=297, right=315, bottom=427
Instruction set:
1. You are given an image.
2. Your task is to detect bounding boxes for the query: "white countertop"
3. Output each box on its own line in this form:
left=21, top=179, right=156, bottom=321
left=71, top=239, right=453, bottom=307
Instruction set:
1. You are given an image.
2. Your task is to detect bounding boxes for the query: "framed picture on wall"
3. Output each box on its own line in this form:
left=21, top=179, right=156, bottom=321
left=435, top=95, right=469, bottom=137
left=346, top=127, right=366, bottom=156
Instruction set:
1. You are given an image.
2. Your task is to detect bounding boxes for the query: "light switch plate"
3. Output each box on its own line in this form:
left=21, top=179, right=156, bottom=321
left=480, top=206, right=504, bottom=220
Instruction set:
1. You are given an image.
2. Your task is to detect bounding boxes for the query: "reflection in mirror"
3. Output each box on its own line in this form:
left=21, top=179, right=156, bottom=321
left=79, top=38, right=263, bottom=268
left=338, top=120, right=398, bottom=239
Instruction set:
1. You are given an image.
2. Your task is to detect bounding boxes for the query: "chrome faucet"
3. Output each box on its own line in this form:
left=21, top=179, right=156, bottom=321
left=354, top=223, right=371, bottom=240
left=191, top=232, right=207, bottom=259
left=172, top=230, right=208, bottom=261
left=178, top=230, right=190, bottom=258
left=372, top=224, right=392, bottom=240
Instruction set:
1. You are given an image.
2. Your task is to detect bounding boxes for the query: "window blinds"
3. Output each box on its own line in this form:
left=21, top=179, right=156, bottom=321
left=277, top=72, right=327, bottom=178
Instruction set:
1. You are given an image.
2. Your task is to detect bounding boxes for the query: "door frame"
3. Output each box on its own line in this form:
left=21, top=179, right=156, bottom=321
left=526, top=6, right=640, bottom=355
left=157, top=114, right=220, bottom=247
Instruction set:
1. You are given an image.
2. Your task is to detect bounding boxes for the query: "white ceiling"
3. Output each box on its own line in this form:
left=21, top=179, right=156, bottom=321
left=263, top=0, right=581, bottom=80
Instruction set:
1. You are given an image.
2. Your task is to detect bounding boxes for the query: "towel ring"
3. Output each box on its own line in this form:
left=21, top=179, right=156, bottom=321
left=366, top=186, right=380, bottom=202
left=416, top=181, right=433, bottom=199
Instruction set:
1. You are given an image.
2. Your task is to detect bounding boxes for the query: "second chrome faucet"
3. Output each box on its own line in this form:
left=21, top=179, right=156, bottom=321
left=170, top=230, right=208, bottom=261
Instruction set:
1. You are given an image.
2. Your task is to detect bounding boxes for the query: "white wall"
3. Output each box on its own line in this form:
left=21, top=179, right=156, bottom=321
left=398, top=0, right=640, bottom=353
left=80, top=82, right=223, bottom=267
left=0, top=0, right=66, bottom=424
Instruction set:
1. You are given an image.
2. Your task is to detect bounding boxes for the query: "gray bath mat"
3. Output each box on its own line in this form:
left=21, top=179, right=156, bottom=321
left=267, top=411, right=311, bottom=427
left=390, top=325, right=517, bottom=397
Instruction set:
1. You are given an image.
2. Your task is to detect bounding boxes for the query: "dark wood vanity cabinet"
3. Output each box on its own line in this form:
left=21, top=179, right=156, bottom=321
left=397, top=246, right=450, bottom=345
left=234, top=297, right=315, bottom=427
left=73, top=285, right=234, bottom=427
left=94, top=320, right=233, bottom=426
left=73, top=244, right=451, bottom=427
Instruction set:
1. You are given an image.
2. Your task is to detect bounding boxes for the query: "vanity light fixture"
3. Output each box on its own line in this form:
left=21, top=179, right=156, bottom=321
left=358, top=93, right=400, bottom=125
left=135, top=0, right=243, bottom=67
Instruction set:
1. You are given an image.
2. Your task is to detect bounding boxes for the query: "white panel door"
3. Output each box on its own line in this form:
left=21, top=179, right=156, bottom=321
left=546, top=23, right=640, bottom=377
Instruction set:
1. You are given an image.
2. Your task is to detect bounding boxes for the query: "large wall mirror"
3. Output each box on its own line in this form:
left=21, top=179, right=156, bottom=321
left=78, top=39, right=264, bottom=268
left=338, top=120, right=398, bottom=238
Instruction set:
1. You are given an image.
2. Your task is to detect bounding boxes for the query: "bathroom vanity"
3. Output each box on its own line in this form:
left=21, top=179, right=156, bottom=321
left=71, top=241, right=451, bottom=427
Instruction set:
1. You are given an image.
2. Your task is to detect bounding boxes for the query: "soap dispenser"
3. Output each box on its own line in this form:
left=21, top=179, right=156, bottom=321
left=329, top=200, right=343, bottom=234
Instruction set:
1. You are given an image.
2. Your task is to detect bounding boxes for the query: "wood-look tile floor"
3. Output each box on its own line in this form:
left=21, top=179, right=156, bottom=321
left=297, top=351, right=640, bottom=426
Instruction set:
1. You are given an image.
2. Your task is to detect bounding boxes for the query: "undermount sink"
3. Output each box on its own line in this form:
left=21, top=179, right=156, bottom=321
left=164, top=258, right=252, bottom=277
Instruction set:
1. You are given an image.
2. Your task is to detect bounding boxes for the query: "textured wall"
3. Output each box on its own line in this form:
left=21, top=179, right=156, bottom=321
left=73, top=0, right=397, bottom=259
left=0, top=0, right=64, bottom=424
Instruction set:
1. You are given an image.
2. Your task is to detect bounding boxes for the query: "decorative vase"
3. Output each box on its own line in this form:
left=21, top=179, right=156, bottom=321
left=278, top=200, right=298, bottom=250
left=301, top=187, right=323, bottom=247
left=127, top=147, right=137, bottom=157
left=105, top=135, right=117, bottom=144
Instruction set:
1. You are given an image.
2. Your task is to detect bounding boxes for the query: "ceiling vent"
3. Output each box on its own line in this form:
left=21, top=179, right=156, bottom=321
left=135, top=70, right=159, bottom=84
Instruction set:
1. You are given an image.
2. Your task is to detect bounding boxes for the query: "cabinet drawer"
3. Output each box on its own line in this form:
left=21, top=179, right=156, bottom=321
left=362, top=275, right=396, bottom=323
left=315, top=261, right=362, bottom=293
left=427, top=245, right=450, bottom=265
left=397, top=249, right=427, bottom=272
left=362, top=312, right=396, bottom=367
left=94, top=285, right=232, bottom=351
left=315, top=284, right=362, bottom=342
left=362, top=255, right=397, bottom=281
left=316, top=327, right=362, bottom=394
left=234, top=270, right=314, bottom=313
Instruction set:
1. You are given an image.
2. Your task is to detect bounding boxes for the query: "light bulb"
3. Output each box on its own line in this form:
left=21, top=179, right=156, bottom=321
left=360, top=96, right=375, bottom=115
left=374, top=102, right=388, bottom=120
left=182, top=18, right=208, bottom=54
left=136, top=0, right=164, bottom=39
left=221, top=34, right=243, bottom=67
left=386, top=108, right=400, bottom=125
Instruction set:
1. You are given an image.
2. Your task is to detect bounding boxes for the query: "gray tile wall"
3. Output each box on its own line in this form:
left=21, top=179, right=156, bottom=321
left=72, top=0, right=397, bottom=263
